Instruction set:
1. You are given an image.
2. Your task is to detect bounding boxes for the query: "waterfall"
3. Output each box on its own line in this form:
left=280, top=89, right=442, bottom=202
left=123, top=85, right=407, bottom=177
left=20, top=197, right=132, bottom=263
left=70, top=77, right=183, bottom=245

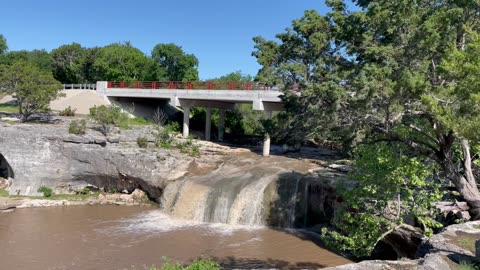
left=288, top=177, right=301, bottom=228
left=161, top=168, right=278, bottom=226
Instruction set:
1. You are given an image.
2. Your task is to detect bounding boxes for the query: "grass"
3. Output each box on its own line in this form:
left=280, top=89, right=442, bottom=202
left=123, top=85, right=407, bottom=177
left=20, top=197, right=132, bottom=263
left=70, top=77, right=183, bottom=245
left=130, top=117, right=155, bottom=126
left=0, top=104, right=18, bottom=113
left=473, top=224, right=480, bottom=229
left=458, top=238, right=476, bottom=252
left=2, top=120, right=17, bottom=125
left=0, top=189, right=8, bottom=197
left=457, top=261, right=480, bottom=270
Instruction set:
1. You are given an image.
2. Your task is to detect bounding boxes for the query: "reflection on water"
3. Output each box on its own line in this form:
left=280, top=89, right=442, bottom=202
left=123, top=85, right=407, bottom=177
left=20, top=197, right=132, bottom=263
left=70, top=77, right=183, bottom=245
left=0, top=205, right=351, bottom=270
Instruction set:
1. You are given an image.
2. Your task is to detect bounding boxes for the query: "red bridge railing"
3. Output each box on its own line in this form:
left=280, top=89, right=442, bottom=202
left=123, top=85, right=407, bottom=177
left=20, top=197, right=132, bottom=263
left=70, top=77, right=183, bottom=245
left=107, top=81, right=271, bottom=91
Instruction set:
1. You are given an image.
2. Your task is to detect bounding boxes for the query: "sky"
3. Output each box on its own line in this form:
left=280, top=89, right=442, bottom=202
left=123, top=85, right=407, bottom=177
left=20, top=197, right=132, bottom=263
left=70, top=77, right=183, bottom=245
left=1, top=0, right=355, bottom=80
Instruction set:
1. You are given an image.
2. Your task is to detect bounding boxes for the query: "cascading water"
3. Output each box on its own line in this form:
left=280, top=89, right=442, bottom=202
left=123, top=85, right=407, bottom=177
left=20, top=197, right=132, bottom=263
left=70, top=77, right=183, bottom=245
left=158, top=156, right=340, bottom=229
left=161, top=167, right=278, bottom=226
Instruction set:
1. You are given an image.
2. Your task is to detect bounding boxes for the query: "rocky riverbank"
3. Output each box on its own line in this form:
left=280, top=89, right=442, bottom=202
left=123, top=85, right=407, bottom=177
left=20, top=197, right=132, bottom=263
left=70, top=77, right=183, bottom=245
left=0, top=188, right=154, bottom=213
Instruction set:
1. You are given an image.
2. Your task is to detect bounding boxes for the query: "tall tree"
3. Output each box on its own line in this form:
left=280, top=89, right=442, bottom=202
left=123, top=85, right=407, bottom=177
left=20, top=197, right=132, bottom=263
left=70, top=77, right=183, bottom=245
left=0, top=34, right=7, bottom=55
left=253, top=1, right=480, bottom=221
left=0, top=61, right=63, bottom=121
left=0, top=50, right=52, bottom=72
left=151, top=43, right=199, bottom=81
left=50, top=43, right=86, bottom=83
left=93, top=42, right=153, bottom=81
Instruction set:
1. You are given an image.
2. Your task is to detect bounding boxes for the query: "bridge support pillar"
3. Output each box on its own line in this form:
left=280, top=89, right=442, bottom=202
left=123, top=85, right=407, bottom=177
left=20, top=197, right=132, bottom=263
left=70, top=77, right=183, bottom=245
left=205, top=108, right=212, bottom=141
left=183, top=106, right=190, bottom=138
left=218, top=109, right=225, bottom=141
left=263, top=111, right=273, bottom=157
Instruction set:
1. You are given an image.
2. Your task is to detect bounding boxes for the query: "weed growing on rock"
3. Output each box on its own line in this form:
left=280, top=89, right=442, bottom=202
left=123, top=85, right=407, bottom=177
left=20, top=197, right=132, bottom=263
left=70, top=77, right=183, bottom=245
left=58, top=106, right=76, bottom=116
left=137, top=136, right=148, bottom=148
left=37, top=186, right=53, bottom=197
left=68, top=119, right=86, bottom=135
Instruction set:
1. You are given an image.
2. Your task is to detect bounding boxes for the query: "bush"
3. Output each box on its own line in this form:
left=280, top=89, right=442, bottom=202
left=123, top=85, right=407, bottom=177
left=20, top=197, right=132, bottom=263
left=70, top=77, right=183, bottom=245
left=37, top=186, right=53, bottom=197
left=89, top=105, right=130, bottom=135
left=154, top=123, right=179, bottom=149
left=137, top=136, right=148, bottom=148
left=149, top=258, right=221, bottom=270
left=68, top=119, right=87, bottom=135
left=58, top=106, right=76, bottom=116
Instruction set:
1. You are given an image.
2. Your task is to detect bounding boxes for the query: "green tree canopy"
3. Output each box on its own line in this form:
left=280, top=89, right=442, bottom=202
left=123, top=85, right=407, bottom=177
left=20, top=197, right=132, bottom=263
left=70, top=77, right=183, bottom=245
left=0, top=50, right=52, bottom=72
left=151, top=43, right=199, bottom=81
left=50, top=43, right=87, bottom=83
left=253, top=0, right=480, bottom=255
left=0, top=61, right=63, bottom=121
left=93, top=42, right=154, bottom=81
left=0, top=34, right=7, bottom=55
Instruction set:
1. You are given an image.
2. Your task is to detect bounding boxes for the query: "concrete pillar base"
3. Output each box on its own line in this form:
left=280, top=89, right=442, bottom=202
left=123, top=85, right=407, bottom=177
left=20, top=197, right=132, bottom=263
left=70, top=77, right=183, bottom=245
left=262, top=111, right=273, bottom=157
left=182, top=106, right=190, bottom=138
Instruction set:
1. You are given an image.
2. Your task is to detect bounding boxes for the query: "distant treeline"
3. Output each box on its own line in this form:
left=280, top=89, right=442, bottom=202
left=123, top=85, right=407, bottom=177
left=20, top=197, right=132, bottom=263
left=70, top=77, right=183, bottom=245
left=0, top=35, right=203, bottom=83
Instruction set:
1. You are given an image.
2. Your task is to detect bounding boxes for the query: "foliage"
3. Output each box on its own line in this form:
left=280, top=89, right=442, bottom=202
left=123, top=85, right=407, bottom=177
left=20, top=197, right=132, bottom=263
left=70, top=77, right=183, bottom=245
left=176, top=136, right=201, bottom=157
left=253, top=0, right=480, bottom=219
left=68, top=119, right=87, bottom=135
left=50, top=43, right=87, bottom=83
left=154, top=122, right=179, bottom=149
left=151, top=43, right=199, bottom=81
left=149, top=258, right=221, bottom=270
left=0, top=49, right=52, bottom=72
left=0, top=34, right=7, bottom=55
left=137, top=136, right=148, bottom=148
left=89, top=105, right=129, bottom=135
left=93, top=42, right=154, bottom=81
left=0, top=61, right=63, bottom=121
left=37, top=186, right=53, bottom=198
left=322, top=142, right=443, bottom=257
left=58, top=106, right=76, bottom=116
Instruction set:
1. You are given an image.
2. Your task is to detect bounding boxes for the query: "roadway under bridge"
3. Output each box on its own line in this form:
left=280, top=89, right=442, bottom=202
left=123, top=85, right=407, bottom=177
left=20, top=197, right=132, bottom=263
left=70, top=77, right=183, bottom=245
left=96, top=81, right=284, bottom=156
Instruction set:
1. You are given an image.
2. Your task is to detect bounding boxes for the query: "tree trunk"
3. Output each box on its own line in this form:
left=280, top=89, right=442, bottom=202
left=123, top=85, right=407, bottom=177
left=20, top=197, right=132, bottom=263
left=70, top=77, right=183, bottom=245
left=443, top=140, right=480, bottom=220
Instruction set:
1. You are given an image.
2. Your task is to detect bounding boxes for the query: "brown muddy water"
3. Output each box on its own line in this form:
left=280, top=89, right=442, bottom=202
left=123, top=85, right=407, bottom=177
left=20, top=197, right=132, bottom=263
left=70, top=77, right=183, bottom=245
left=0, top=205, right=351, bottom=270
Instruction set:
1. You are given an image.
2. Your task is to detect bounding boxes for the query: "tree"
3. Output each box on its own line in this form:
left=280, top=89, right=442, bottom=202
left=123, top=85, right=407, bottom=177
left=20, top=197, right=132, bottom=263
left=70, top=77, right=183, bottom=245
left=50, top=43, right=86, bottom=83
left=0, top=61, right=63, bottom=121
left=93, top=42, right=153, bottom=81
left=0, top=34, right=7, bottom=55
left=254, top=1, right=480, bottom=220
left=151, top=43, right=199, bottom=81
left=0, top=50, right=52, bottom=72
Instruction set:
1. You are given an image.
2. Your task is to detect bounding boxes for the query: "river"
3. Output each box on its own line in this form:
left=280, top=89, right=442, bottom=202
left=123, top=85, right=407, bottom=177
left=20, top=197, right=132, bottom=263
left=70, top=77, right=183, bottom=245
left=0, top=205, right=351, bottom=270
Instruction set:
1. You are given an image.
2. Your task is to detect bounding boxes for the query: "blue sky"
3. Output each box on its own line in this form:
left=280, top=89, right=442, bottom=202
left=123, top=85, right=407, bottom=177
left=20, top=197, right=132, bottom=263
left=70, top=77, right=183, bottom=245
left=1, top=0, right=354, bottom=80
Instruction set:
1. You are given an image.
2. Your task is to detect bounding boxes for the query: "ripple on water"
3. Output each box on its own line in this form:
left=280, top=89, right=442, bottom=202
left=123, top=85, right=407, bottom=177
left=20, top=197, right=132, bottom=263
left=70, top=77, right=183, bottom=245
left=97, top=209, right=266, bottom=237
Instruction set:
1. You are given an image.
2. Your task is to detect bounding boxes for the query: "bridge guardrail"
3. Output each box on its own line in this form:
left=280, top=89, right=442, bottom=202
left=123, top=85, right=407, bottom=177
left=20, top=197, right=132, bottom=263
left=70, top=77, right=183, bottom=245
left=106, top=81, right=272, bottom=91
left=63, top=84, right=96, bottom=90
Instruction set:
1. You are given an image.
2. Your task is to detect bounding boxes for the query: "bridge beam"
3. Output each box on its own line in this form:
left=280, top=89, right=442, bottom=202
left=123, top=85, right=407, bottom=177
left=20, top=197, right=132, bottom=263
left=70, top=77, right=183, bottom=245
left=218, top=109, right=225, bottom=142
left=263, top=111, right=273, bottom=157
left=183, top=106, right=190, bottom=139
left=205, top=108, right=212, bottom=141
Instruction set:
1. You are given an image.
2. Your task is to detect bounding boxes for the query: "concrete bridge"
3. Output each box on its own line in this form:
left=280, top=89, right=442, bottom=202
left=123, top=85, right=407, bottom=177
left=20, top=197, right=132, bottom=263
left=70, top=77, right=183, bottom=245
left=96, top=81, right=284, bottom=156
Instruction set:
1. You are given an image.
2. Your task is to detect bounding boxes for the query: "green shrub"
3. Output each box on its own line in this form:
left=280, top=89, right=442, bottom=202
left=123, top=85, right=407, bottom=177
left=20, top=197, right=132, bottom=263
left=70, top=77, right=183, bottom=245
left=37, top=186, right=53, bottom=197
left=59, top=106, right=76, bottom=116
left=89, top=105, right=130, bottom=135
left=137, top=136, right=148, bottom=148
left=68, top=119, right=87, bottom=135
left=149, top=258, right=221, bottom=270
left=154, top=123, right=179, bottom=149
